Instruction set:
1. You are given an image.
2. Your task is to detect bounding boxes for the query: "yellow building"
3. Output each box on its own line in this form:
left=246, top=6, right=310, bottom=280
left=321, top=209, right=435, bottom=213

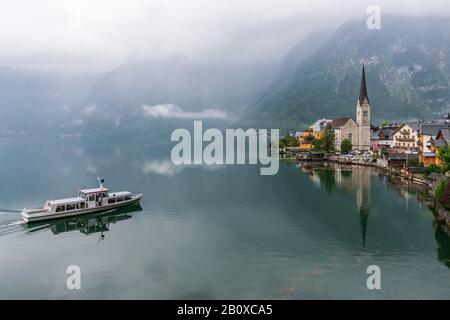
left=298, top=129, right=324, bottom=150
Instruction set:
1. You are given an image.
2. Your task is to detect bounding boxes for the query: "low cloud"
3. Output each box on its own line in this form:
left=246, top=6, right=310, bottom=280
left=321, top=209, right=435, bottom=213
left=142, top=160, right=183, bottom=177
left=142, top=104, right=227, bottom=120
left=82, top=103, right=97, bottom=116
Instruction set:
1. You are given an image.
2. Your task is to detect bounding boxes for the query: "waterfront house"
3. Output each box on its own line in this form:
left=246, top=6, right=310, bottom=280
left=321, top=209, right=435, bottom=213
left=424, top=128, right=450, bottom=166
left=370, top=124, right=400, bottom=151
left=297, top=128, right=324, bottom=150
left=392, top=123, right=419, bottom=153
left=418, top=123, right=450, bottom=165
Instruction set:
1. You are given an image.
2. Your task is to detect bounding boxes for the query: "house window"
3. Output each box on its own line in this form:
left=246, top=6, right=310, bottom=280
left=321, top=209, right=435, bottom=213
left=348, top=133, right=352, bottom=142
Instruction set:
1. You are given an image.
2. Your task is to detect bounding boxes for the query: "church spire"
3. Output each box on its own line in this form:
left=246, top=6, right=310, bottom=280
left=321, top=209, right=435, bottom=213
left=359, top=64, right=369, bottom=105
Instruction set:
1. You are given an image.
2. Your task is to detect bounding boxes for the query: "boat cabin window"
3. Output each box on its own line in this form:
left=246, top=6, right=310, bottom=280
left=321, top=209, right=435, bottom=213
left=66, top=203, right=76, bottom=211
left=88, top=194, right=95, bottom=201
left=56, top=205, right=65, bottom=212
left=78, top=191, right=85, bottom=199
left=108, top=197, right=116, bottom=204
left=116, top=197, right=123, bottom=202
left=80, top=202, right=86, bottom=209
left=124, top=195, right=132, bottom=201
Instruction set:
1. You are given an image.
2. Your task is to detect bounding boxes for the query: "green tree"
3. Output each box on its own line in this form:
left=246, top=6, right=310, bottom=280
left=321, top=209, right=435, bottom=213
left=437, top=144, right=450, bottom=172
left=322, top=125, right=335, bottom=153
left=312, top=138, right=323, bottom=151
left=341, top=138, right=352, bottom=154
left=279, top=132, right=297, bottom=148
left=407, top=158, right=419, bottom=167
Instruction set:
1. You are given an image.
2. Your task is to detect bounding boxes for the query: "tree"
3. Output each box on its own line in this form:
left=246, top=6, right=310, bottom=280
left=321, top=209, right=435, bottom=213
left=437, top=144, right=450, bottom=172
left=322, top=125, right=336, bottom=153
left=279, top=132, right=297, bottom=148
left=312, top=138, right=323, bottom=151
left=341, top=138, right=352, bottom=154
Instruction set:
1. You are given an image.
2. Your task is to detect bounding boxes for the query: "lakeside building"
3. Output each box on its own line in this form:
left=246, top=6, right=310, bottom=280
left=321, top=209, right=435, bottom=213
left=297, top=128, right=324, bottom=150
left=418, top=123, right=450, bottom=165
left=392, top=123, right=420, bottom=153
left=298, top=65, right=450, bottom=167
left=306, top=65, right=372, bottom=152
left=371, top=124, right=400, bottom=151
left=331, top=65, right=372, bottom=151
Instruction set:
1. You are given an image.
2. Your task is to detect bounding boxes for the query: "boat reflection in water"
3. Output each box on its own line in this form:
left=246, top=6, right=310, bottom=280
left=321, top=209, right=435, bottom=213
left=26, top=203, right=142, bottom=240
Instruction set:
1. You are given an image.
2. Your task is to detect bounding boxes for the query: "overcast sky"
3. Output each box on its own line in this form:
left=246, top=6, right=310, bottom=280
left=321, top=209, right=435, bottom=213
left=0, top=0, right=449, bottom=73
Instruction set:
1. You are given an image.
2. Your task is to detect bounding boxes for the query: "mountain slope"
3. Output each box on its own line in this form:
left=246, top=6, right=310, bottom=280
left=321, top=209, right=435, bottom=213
left=240, top=16, right=450, bottom=130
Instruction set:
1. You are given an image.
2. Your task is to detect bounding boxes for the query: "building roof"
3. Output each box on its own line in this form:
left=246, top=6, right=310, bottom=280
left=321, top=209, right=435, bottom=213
left=378, top=125, right=400, bottom=140
left=438, top=128, right=450, bottom=143
left=79, top=187, right=109, bottom=194
left=329, top=117, right=352, bottom=129
left=359, top=64, right=370, bottom=105
left=419, top=124, right=450, bottom=136
left=405, top=122, right=420, bottom=131
left=371, top=129, right=381, bottom=140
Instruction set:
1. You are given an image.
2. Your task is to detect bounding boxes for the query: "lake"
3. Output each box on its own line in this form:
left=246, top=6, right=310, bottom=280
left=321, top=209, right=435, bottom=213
left=0, top=136, right=449, bottom=299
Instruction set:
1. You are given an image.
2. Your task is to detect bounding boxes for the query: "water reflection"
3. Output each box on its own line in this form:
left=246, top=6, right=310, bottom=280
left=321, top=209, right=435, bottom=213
left=26, top=204, right=142, bottom=241
left=435, top=224, right=450, bottom=268
left=300, top=163, right=372, bottom=247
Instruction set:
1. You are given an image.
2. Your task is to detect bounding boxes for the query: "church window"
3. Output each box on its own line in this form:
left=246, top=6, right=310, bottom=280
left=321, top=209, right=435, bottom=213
left=363, top=111, right=368, bottom=117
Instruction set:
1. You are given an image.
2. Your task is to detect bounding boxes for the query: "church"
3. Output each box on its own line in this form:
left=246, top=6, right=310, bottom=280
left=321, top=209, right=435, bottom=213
left=329, top=65, right=372, bottom=151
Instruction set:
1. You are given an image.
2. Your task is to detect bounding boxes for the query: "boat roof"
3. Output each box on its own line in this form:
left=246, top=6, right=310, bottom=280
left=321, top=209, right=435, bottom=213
left=108, top=191, right=131, bottom=197
left=49, top=197, right=85, bottom=205
left=79, top=187, right=109, bottom=194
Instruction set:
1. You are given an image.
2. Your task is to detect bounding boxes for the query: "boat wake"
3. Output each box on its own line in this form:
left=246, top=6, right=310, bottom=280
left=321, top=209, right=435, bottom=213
left=0, top=220, right=25, bottom=237
left=0, top=209, right=25, bottom=237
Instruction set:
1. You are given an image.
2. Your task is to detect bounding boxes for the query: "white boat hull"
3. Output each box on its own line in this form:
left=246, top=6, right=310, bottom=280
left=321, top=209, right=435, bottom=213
left=22, top=194, right=143, bottom=223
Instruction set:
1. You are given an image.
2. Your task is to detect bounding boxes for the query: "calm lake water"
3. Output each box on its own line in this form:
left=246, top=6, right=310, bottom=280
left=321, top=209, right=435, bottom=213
left=0, top=136, right=450, bottom=299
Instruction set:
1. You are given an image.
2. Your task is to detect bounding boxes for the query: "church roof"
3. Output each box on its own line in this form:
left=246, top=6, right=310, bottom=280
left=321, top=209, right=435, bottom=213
left=359, top=64, right=370, bottom=105
left=329, top=117, right=352, bottom=129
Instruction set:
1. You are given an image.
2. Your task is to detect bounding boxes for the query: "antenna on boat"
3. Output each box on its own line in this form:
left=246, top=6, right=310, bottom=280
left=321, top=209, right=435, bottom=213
left=97, top=176, right=105, bottom=188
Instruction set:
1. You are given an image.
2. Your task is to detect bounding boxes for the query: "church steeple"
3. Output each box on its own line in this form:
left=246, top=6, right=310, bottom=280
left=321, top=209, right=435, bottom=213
left=356, top=64, right=371, bottom=151
left=359, top=64, right=369, bottom=105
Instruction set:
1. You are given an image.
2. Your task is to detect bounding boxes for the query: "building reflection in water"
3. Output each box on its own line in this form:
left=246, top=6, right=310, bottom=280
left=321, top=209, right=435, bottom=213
left=26, top=204, right=142, bottom=242
left=301, top=163, right=370, bottom=247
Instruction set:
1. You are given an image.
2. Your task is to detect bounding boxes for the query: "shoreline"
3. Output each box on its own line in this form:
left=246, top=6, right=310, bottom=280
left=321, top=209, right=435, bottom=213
left=282, top=155, right=450, bottom=228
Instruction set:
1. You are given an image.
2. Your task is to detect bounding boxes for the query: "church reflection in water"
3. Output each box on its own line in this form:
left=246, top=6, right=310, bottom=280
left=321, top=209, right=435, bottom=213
left=26, top=204, right=142, bottom=241
left=300, top=162, right=372, bottom=247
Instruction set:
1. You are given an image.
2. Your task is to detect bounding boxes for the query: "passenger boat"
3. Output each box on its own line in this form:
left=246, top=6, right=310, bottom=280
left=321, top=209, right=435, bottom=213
left=21, top=178, right=143, bottom=223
